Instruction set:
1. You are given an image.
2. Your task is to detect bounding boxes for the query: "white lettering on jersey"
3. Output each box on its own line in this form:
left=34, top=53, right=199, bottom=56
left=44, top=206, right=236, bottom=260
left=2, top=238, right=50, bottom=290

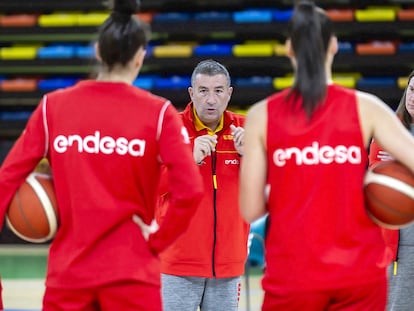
left=273, top=141, right=361, bottom=167
left=53, top=131, right=146, bottom=157
left=225, top=159, right=240, bottom=165
left=181, top=126, right=190, bottom=144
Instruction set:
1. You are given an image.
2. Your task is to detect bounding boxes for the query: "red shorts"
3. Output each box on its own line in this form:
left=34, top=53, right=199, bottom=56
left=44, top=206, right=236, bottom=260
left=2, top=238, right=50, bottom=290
left=262, top=279, right=387, bottom=311
left=43, top=280, right=161, bottom=311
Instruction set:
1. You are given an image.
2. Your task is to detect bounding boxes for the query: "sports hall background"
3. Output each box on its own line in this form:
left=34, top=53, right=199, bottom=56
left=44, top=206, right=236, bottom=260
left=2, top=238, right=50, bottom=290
left=0, top=0, right=413, bottom=309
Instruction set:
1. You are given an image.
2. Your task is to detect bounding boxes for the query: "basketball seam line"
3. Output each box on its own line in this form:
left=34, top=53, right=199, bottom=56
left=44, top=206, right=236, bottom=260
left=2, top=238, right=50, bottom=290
left=26, top=173, right=57, bottom=242
left=364, top=170, right=414, bottom=200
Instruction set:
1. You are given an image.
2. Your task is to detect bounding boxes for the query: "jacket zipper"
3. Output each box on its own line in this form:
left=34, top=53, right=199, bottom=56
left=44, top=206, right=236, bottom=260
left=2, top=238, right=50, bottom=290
left=393, top=230, right=400, bottom=275
left=211, top=150, right=217, bottom=277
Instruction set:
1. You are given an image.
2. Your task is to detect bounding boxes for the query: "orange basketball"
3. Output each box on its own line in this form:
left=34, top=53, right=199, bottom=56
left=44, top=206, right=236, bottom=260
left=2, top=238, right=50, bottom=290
left=6, top=172, right=59, bottom=243
left=364, top=160, right=414, bottom=229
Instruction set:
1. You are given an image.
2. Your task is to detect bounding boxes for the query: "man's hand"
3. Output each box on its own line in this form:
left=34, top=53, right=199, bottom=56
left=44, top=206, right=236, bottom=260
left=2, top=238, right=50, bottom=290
left=230, top=125, right=244, bottom=156
left=193, top=134, right=217, bottom=164
left=132, top=215, right=159, bottom=241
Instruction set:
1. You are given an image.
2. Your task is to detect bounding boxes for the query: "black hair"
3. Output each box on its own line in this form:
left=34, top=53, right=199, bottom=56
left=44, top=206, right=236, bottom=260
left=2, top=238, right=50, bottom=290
left=286, top=1, right=333, bottom=118
left=396, top=70, right=414, bottom=130
left=97, top=0, right=151, bottom=71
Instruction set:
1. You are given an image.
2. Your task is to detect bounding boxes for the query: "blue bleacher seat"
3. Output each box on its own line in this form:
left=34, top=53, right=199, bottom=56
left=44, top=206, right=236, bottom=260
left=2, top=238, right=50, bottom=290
left=193, top=11, right=232, bottom=22
left=133, top=76, right=154, bottom=90
left=399, top=42, right=414, bottom=52
left=233, top=9, right=273, bottom=23
left=234, top=76, right=273, bottom=88
left=37, top=45, right=75, bottom=59
left=194, top=44, right=233, bottom=56
left=38, top=78, right=77, bottom=90
left=154, top=76, right=191, bottom=89
left=152, top=12, right=191, bottom=23
left=273, top=9, right=293, bottom=22
left=357, top=77, right=396, bottom=88
left=75, top=46, right=95, bottom=59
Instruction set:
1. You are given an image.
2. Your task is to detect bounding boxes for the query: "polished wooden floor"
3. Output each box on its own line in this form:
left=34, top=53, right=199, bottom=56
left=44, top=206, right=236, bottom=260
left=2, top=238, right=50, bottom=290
left=1, top=245, right=264, bottom=311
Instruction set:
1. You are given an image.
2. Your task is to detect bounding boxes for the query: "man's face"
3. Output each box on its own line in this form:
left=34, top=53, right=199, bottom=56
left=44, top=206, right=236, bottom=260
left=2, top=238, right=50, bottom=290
left=189, top=73, right=233, bottom=130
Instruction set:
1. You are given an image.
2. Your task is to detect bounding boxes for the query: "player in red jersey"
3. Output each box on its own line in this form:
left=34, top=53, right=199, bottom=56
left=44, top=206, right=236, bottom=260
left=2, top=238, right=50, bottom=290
left=240, top=1, right=414, bottom=310
left=0, top=0, right=202, bottom=310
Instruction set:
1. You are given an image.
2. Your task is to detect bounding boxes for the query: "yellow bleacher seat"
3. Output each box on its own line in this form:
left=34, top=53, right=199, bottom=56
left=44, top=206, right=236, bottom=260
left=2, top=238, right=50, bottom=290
left=233, top=43, right=274, bottom=57
left=332, top=76, right=356, bottom=88
left=0, top=46, right=38, bottom=60
left=77, top=12, right=109, bottom=26
left=274, top=43, right=287, bottom=56
left=398, top=77, right=409, bottom=89
left=273, top=76, right=294, bottom=90
left=38, top=13, right=78, bottom=27
left=153, top=45, right=193, bottom=58
left=355, top=7, right=397, bottom=22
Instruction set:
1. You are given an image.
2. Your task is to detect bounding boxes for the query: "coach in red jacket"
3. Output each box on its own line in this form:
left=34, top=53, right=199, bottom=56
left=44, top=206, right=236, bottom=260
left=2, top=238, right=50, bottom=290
left=156, top=59, right=250, bottom=311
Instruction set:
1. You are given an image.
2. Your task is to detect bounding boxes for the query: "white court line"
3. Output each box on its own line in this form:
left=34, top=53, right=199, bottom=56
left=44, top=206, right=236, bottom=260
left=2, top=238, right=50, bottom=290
left=2, top=279, right=44, bottom=310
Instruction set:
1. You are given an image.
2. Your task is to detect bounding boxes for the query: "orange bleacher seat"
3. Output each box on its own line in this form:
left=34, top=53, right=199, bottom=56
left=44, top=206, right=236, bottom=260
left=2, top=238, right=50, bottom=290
left=0, top=14, right=38, bottom=27
left=398, top=9, right=414, bottom=21
left=326, top=9, right=354, bottom=22
left=1, top=79, right=37, bottom=92
left=137, top=12, right=154, bottom=23
left=356, top=41, right=396, bottom=55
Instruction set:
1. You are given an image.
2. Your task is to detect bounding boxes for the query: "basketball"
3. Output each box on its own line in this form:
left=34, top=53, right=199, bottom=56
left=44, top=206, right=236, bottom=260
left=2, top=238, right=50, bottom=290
left=6, top=172, right=59, bottom=243
left=364, top=160, right=414, bottom=229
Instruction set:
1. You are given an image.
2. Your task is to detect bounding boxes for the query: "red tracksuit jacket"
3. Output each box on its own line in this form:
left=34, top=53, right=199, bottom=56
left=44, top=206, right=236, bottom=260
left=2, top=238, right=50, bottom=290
left=0, top=80, right=203, bottom=289
left=157, top=103, right=250, bottom=278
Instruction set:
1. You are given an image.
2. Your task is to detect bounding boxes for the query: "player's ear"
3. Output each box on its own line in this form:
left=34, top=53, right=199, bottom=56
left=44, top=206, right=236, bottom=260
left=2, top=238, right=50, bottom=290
left=133, top=48, right=146, bottom=69
left=94, top=42, right=102, bottom=62
left=285, top=39, right=294, bottom=58
left=228, top=86, right=233, bottom=97
left=328, top=36, right=338, bottom=55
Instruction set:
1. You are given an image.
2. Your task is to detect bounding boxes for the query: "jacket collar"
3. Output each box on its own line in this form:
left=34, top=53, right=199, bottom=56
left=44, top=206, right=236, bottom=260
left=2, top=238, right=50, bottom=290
left=183, top=102, right=226, bottom=135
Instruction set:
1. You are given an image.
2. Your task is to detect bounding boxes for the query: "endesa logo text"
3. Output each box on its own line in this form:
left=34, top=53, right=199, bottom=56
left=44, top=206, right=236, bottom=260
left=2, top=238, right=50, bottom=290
left=225, top=159, right=240, bottom=165
left=53, top=131, right=146, bottom=157
left=273, top=141, right=361, bottom=167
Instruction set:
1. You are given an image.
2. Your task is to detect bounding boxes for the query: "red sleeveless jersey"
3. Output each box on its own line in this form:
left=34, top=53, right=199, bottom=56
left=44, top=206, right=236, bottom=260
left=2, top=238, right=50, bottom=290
left=264, top=84, right=390, bottom=294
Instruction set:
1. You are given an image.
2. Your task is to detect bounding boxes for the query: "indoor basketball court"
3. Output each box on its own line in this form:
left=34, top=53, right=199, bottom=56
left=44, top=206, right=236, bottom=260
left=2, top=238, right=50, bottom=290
left=0, top=245, right=264, bottom=311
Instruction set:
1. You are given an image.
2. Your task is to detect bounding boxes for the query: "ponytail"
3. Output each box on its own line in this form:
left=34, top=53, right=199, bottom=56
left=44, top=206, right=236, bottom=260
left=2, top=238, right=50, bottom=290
left=287, top=1, right=333, bottom=118
left=98, top=0, right=150, bottom=70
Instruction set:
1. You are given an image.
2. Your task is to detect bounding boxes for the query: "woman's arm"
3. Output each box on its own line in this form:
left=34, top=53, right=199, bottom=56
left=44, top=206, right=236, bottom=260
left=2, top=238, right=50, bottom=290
left=358, top=91, right=414, bottom=173
left=240, top=100, right=268, bottom=223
